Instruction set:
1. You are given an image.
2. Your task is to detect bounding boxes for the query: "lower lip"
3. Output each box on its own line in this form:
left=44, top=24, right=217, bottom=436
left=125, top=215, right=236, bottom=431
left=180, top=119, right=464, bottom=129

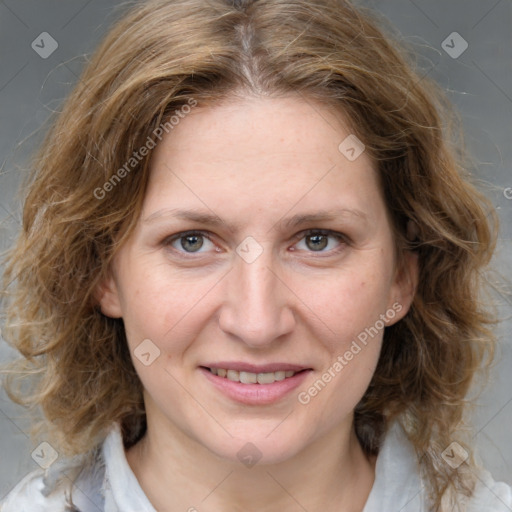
left=199, top=367, right=312, bottom=405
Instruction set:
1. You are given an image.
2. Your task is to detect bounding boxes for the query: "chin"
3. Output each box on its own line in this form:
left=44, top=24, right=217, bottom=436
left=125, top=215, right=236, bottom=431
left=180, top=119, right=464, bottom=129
left=195, top=425, right=308, bottom=467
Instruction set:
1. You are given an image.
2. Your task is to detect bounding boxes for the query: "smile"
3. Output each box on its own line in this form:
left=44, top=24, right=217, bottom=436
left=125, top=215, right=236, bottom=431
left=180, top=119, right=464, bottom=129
left=199, top=364, right=312, bottom=405
left=207, top=367, right=302, bottom=384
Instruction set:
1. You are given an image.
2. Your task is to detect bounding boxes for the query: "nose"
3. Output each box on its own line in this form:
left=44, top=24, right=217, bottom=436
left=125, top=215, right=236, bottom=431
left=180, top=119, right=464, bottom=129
left=218, top=249, right=296, bottom=348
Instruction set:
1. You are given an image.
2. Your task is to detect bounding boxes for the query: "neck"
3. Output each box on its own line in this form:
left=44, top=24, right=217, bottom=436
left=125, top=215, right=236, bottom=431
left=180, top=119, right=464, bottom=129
left=126, top=416, right=376, bottom=512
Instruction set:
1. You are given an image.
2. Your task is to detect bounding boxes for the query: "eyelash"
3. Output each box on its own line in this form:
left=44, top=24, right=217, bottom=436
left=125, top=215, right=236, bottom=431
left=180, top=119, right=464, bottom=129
left=163, top=229, right=349, bottom=257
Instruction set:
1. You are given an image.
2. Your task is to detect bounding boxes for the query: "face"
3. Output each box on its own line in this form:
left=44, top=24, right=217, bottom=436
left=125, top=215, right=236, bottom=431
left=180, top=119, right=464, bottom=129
left=98, top=95, right=417, bottom=465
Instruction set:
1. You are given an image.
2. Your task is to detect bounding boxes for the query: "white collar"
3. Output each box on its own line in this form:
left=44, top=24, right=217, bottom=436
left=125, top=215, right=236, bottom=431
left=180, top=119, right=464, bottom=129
left=102, top=423, right=157, bottom=512
left=362, top=421, right=425, bottom=512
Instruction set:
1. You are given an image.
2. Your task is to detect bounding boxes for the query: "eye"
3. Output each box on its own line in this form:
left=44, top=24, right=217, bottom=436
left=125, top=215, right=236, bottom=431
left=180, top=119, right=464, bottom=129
left=293, top=230, right=347, bottom=253
left=163, top=229, right=347, bottom=257
left=166, top=231, right=217, bottom=254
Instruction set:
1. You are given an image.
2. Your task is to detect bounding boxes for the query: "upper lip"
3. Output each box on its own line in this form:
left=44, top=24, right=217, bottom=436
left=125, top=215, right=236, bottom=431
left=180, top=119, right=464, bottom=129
left=201, top=362, right=311, bottom=373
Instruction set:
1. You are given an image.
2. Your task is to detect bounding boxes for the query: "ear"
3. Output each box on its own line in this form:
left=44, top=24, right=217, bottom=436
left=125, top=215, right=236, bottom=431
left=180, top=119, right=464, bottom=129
left=387, top=250, right=419, bottom=325
left=93, top=270, right=123, bottom=319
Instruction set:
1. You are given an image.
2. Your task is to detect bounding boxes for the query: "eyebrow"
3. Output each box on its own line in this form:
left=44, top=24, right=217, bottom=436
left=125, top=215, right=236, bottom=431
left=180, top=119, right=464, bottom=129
left=143, top=207, right=369, bottom=232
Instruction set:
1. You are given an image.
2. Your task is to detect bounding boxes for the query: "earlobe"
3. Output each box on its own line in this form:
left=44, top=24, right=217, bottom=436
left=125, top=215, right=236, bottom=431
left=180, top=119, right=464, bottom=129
left=389, top=250, right=419, bottom=324
left=93, top=272, right=123, bottom=319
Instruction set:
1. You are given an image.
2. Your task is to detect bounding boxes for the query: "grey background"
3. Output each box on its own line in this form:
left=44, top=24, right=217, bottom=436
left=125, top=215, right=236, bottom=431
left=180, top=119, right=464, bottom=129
left=0, top=0, right=511, bottom=503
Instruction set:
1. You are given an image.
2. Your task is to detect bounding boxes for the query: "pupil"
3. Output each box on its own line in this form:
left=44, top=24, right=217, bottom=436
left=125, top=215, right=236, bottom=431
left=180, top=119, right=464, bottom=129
left=307, top=234, right=328, bottom=251
left=181, top=235, right=203, bottom=252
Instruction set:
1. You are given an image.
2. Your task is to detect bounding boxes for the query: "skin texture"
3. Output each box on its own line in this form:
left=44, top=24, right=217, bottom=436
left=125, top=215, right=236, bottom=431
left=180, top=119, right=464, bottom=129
left=97, top=95, right=418, bottom=512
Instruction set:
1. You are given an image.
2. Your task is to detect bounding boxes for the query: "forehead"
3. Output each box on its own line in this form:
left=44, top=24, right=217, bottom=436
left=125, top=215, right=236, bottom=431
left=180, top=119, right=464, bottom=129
left=154, top=95, right=360, bottom=163
left=144, top=95, right=383, bottom=225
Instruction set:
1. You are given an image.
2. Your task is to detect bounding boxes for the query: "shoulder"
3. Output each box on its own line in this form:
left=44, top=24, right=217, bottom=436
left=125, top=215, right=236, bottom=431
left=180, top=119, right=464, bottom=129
left=0, top=449, right=105, bottom=512
left=466, top=467, right=512, bottom=511
left=0, top=423, right=150, bottom=512
left=0, top=468, right=71, bottom=512
left=364, top=422, right=512, bottom=512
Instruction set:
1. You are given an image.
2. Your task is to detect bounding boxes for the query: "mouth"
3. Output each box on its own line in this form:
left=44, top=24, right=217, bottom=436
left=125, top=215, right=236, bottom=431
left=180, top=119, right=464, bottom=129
left=199, top=362, right=313, bottom=405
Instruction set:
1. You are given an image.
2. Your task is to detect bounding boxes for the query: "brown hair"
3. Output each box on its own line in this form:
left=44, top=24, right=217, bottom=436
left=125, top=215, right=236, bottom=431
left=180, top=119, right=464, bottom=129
left=1, top=0, right=498, bottom=509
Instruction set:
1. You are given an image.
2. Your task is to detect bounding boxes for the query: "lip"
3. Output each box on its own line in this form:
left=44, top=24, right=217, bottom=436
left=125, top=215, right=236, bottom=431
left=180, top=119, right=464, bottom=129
left=199, top=365, right=312, bottom=405
left=201, top=361, right=309, bottom=373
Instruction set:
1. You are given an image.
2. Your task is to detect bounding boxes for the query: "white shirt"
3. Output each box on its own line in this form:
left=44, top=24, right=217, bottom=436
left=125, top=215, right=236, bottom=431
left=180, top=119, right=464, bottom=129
left=1, top=421, right=511, bottom=511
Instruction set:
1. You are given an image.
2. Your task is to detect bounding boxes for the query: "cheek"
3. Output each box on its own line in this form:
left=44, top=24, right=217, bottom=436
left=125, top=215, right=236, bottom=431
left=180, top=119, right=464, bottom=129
left=118, top=262, right=220, bottom=354
left=299, top=284, right=386, bottom=422
left=297, top=268, right=393, bottom=347
left=295, top=266, right=394, bottom=416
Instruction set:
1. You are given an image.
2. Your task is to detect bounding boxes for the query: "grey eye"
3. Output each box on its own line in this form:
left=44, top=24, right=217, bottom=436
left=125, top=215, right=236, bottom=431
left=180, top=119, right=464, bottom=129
left=166, top=231, right=218, bottom=256
left=305, top=234, right=329, bottom=251
left=180, top=234, right=204, bottom=252
left=294, top=230, right=346, bottom=253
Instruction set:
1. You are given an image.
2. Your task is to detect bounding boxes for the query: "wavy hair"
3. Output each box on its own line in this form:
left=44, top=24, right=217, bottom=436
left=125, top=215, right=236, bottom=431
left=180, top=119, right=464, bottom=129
left=1, top=0, right=498, bottom=509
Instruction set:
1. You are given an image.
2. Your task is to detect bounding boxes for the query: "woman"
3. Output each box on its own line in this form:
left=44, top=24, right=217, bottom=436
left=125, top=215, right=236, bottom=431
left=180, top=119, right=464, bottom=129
left=1, top=0, right=510, bottom=510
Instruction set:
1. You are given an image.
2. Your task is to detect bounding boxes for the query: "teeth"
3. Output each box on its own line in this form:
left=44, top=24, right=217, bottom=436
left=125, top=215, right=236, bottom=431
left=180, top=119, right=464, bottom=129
left=240, top=371, right=257, bottom=384
left=209, top=368, right=300, bottom=384
left=257, top=372, right=276, bottom=384
left=227, top=370, right=239, bottom=381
